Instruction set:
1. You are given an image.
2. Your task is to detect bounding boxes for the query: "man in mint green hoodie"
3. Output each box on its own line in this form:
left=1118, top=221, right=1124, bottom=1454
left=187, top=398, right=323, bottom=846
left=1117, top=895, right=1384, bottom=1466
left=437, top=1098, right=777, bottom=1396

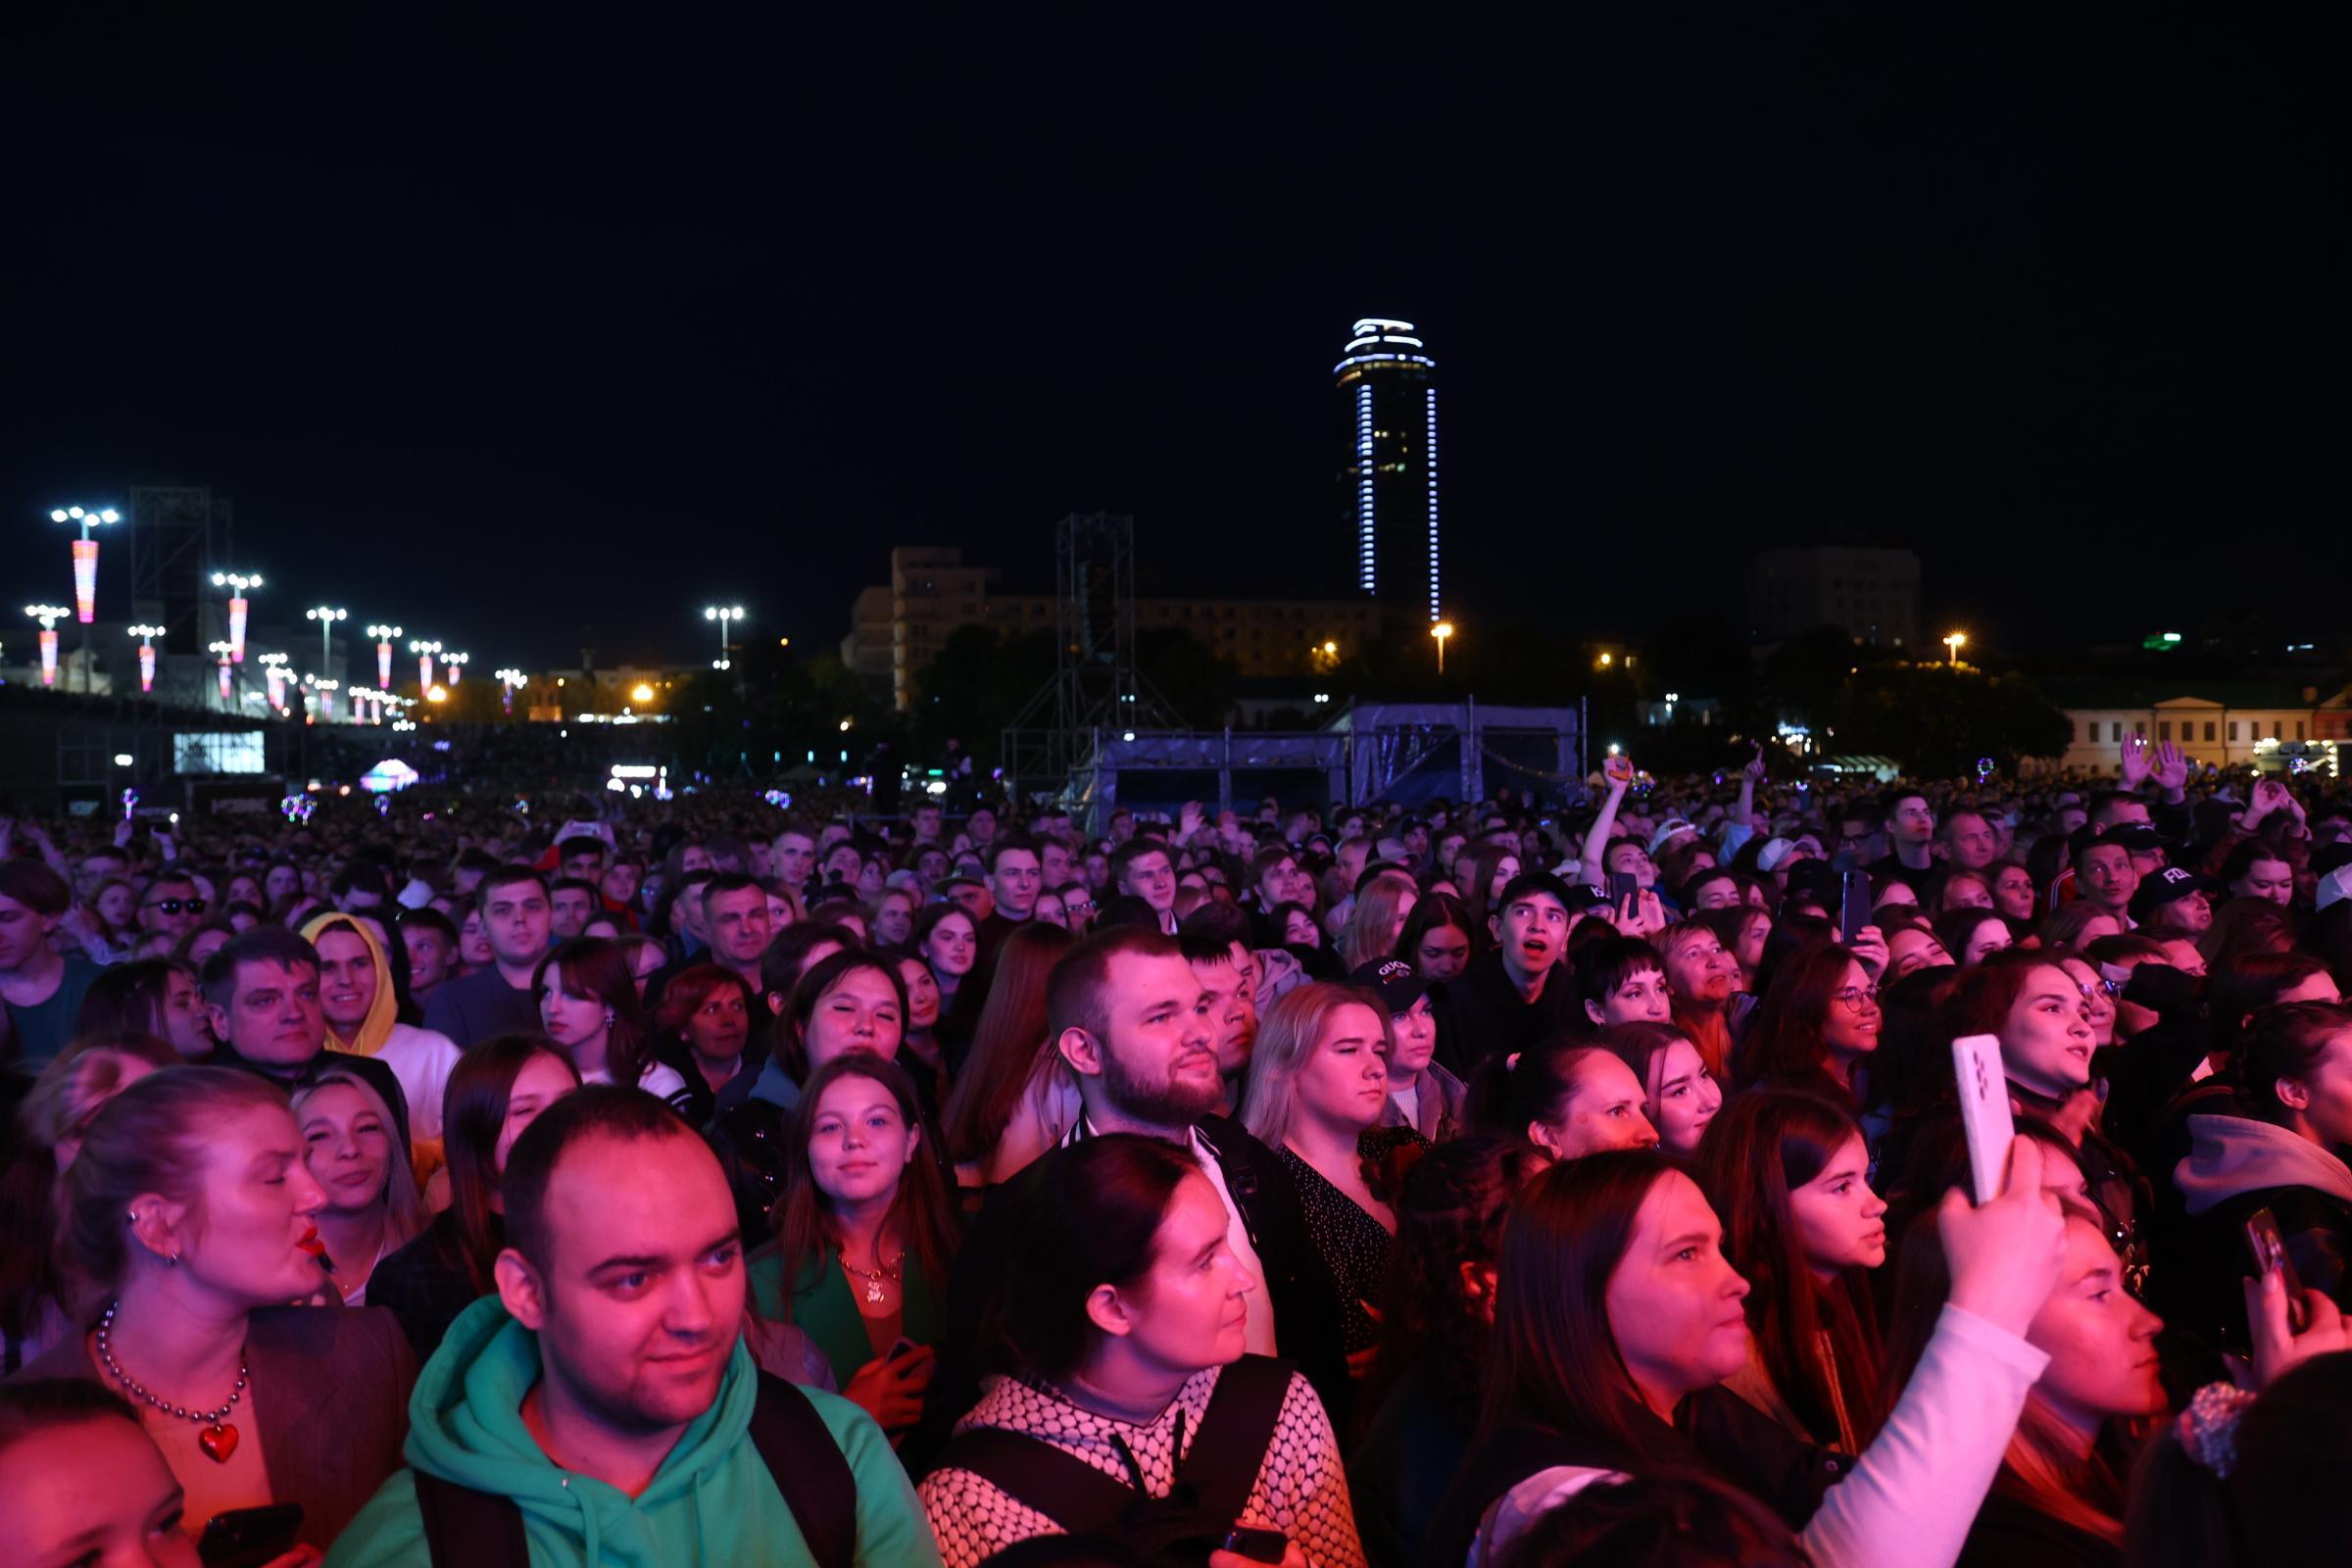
left=327, top=1087, right=940, bottom=1568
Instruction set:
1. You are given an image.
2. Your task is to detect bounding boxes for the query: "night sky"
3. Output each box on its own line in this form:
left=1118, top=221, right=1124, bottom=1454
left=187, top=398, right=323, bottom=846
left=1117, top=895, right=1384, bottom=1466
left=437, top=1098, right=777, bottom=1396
left=3, top=7, right=2340, bottom=670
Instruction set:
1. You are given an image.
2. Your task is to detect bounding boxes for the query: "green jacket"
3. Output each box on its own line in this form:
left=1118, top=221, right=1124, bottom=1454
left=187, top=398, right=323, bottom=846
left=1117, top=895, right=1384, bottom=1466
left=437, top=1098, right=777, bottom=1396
left=747, top=1244, right=946, bottom=1392
left=324, top=1297, right=939, bottom=1568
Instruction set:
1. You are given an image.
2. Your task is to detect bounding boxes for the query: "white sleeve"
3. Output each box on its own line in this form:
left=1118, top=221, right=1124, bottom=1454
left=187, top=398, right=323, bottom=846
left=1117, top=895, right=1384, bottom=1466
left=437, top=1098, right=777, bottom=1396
left=1798, top=1304, right=2048, bottom=1568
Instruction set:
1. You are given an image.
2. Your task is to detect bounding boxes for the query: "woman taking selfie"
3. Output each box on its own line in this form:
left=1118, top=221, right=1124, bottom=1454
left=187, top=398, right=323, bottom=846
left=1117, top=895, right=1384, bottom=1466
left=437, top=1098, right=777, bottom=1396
left=368, top=1036, right=579, bottom=1358
left=748, top=1054, right=958, bottom=1439
left=918, top=1132, right=1364, bottom=1567
left=19, top=1067, right=416, bottom=1551
left=290, top=1069, right=427, bottom=1306
left=1425, top=1140, right=2066, bottom=1568
left=1692, top=1090, right=1886, bottom=1450
left=1885, top=1203, right=2178, bottom=1565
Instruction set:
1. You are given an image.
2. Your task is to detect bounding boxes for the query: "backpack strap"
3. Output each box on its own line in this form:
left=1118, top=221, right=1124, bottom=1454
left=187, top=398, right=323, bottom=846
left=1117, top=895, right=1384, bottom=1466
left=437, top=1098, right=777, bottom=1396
left=748, top=1372, right=858, bottom=1568
left=414, top=1469, right=532, bottom=1568
left=930, top=1425, right=1149, bottom=1536
left=1172, top=1355, right=1297, bottom=1529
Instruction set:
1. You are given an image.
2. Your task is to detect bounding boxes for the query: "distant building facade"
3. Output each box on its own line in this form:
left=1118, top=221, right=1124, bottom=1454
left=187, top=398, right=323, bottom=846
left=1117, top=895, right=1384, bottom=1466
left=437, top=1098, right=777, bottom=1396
left=845, top=546, right=1381, bottom=710
left=1746, top=546, right=1921, bottom=649
left=2042, top=681, right=2339, bottom=774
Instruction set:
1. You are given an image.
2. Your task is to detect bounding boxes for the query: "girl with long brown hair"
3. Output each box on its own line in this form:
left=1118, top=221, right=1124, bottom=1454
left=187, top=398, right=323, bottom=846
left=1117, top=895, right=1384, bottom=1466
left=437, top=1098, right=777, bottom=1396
left=747, top=1054, right=959, bottom=1439
left=530, top=936, right=685, bottom=1102
left=367, top=1035, right=578, bottom=1357
left=1692, top=1090, right=1886, bottom=1451
left=938, top=920, right=1076, bottom=1187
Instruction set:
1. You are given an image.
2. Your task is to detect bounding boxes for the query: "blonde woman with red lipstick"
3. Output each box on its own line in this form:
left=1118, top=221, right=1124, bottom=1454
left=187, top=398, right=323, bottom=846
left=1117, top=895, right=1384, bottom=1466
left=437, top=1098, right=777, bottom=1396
left=292, top=1070, right=427, bottom=1306
left=13, top=1067, right=416, bottom=1554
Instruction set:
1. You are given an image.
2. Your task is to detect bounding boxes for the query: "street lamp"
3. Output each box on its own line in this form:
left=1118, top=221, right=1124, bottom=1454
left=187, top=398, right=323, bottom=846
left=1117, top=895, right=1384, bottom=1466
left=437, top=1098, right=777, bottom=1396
left=1943, top=631, right=1967, bottom=665
left=259, top=652, right=290, bottom=710
left=495, top=667, right=524, bottom=715
left=703, top=606, right=745, bottom=670
left=127, top=624, right=165, bottom=694
left=213, top=572, right=264, bottom=662
left=208, top=641, right=235, bottom=704
left=24, top=605, right=69, bottom=687
left=305, top=607, right=347, bottom=700
left=367, top=625, right=402, bottom=690
left=443, top=651, right=469, bottom=686
left=410, top=639, right=442, bottom=691
left=52, top=505, right=120, bottom=691
left=1431, top=620, right=1454, bottom=675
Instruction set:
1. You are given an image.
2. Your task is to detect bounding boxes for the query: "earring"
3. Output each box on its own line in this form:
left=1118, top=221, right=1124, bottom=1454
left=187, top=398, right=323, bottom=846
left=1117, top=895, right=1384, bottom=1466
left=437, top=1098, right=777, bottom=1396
left=604, top=1010, right=615, bottom=1028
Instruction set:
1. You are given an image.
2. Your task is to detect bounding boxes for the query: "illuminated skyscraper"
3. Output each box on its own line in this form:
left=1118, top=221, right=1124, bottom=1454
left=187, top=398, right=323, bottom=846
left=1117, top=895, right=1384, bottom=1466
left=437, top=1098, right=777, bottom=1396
left=1335, top=318, right=1441, bottom=623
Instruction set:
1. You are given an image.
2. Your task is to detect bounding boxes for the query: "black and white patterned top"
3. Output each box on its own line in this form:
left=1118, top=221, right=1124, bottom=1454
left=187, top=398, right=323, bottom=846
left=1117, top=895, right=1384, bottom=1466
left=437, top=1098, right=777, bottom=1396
left=918, top=1365, right=1365, bottom=1568
left=1278, top=1128, right=1427, bottom=1356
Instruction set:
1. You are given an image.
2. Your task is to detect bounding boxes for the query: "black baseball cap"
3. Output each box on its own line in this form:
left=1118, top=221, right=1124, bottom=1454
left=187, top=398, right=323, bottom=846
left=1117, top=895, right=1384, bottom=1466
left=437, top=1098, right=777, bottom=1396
left=2129, top=864, right=2212, bottom=922
left=1349, top=958, right=1431, bottom=1013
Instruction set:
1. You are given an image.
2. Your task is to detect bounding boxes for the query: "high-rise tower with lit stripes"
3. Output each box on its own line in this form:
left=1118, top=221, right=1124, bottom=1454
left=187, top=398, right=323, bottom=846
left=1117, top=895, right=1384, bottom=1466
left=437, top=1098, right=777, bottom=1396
left=1335, top=317, right=1441, bottom=623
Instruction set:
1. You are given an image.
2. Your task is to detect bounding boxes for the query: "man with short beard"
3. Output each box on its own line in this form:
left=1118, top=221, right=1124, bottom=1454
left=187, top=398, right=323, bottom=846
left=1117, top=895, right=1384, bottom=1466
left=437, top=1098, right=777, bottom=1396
left=916, top=927, right=1347, bottom=1461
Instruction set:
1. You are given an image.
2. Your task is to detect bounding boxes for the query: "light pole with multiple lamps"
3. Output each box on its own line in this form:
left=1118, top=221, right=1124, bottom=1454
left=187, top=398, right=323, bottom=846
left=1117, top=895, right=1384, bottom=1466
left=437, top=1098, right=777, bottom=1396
left=411, top=638, right=441, bottom=691
left=53, top=505, right=119, bottom=690
left=213, top=572, right=264, bottom=664
left=367, top=625, right=402, bottom=691
left=1943, top=631, right=1967, bottom=666
left=305, top=608, right=348, bottom=703
left=704, top=606, right=745, bottom=670
left=24, top=605, right=69, bottom=688
left=126, top=624, right=165, bottom=694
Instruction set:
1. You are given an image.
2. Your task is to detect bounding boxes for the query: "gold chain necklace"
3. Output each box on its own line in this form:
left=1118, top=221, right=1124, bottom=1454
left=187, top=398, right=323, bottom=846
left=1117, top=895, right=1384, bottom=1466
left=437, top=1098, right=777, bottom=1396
left=840, top=1249, right=903, bottom=1306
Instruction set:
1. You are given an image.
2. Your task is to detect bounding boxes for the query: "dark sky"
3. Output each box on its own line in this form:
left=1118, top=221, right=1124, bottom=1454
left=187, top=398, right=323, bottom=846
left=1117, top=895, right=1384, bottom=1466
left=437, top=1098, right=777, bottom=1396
left=2, top=6, right=2341, bottom=669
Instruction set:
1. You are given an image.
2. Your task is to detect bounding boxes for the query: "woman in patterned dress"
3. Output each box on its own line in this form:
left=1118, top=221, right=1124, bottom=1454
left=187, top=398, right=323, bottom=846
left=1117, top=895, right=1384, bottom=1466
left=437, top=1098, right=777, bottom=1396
left=918, top=1133, right=1365, bottom=1568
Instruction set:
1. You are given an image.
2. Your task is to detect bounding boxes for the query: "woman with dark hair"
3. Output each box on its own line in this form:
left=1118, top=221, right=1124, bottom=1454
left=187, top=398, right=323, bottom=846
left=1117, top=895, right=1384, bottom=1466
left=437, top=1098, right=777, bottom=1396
left=939, top=921, right=1077, bottom=1187
left=2197, top=897, right=2295, bottom=970
left=1697, top=904, right=1773, bottom=994
left=1990, top=862, right=2040, bottom=925
left=1692, top=1091, right=1885, bottom=1451
left=917, top=1133, right=1363, bottom=1566
left=747, top=1054, right=960, bottom=1437
left=367, top=1035, right=579, bottom=1357
left=1597, top=1021, right=1723, bottom=1157
left=1394, top=890, right=1475, bottom=984
left=74, top=957, right=212, bottom=1059
left=1349, top=1136, right=1540, bottom=1568
left=1936, top=906, right=2017, bottom=968
left=1736, top=941, right=1883, bottom=1111
left=911, top=902, right=978, bottom=1048
left=530, top=935, right=686, bottom=1102
left=1465, top=1040, right=1656, bottom=1164
left=1460, top=843, right=1524, bottom=950
left=2216, top=838, right=2295, bottom=907
left=1573, top=936, right=1673, bottom=1034
left=652, top=960, right=761, bottom=1124
left=1944, top=954, right=2150, bottom=1272
left=2166, top=1002, right=2352, bottom=1350
left=718, top=949, right=947, bottom=1230
left=1424, top=1141, right=2066, bottom=1568
left=15, top=1067, right=416, bottom=1550
left=1881, top=1202, right=2165, bottom=1566
left=2126, top=1345, right=2352, bottom=1568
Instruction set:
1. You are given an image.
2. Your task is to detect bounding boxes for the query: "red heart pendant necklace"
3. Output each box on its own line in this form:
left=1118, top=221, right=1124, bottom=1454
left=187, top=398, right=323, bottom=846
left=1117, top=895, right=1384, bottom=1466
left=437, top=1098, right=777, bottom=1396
left=95, top=1300, right=249, bottom=1465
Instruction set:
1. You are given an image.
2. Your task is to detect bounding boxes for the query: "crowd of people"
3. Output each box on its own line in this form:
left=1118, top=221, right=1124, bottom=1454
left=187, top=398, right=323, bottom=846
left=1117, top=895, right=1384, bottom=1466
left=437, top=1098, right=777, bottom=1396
left=10, top=729, right=2352, bottom=1565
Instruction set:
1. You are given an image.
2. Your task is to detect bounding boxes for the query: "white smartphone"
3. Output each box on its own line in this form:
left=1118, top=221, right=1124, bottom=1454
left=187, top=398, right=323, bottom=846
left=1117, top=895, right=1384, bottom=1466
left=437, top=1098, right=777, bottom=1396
left=1951, top=1033, right=2014, bottom=1205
